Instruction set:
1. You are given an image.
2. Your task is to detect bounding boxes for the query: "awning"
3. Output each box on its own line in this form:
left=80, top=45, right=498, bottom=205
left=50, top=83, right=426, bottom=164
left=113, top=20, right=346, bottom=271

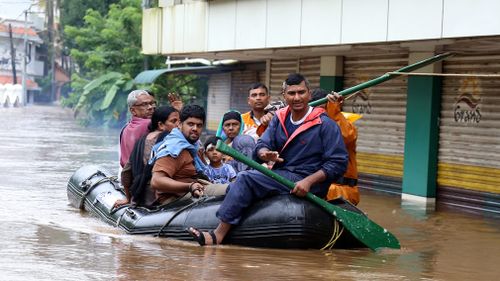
left=134, top=65, right=236, bottom=84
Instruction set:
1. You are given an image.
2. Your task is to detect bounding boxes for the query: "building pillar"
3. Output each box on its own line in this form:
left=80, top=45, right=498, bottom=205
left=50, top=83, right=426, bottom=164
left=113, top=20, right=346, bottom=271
left=265, top=59, right=271, bottom=89
left=402, top=52, right=443, bottom=204
left=319, top=56, right=344, bottom=92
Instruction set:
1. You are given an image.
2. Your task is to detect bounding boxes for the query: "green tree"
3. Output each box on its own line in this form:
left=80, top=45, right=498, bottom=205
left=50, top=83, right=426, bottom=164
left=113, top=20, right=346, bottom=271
left=60, top=0, right=120, bottom=29
left=64, top=0, right=151, bottom=77
left=61, top=0, right=207, bottom=127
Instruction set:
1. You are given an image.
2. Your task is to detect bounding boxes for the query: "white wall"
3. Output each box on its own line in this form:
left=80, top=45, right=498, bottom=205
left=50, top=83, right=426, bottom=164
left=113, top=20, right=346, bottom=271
left=265, top=0, right=301, bottom=48
left=27, top=60, right=44, bottom=76
left=235, top=0, right=267, bottom=49
left=156, top=0, right=500, bottom=54
left=0, top=39, right=22, bottom=73
left=207, top=1, right=237, bottom=51
left=301, top=0, right=342, bottom=46
left=387, top=0, right=443, bottom=41
left=0, top=36, right=42, bottom=77
left=161, top=2, right=207, bottom=54
left=341, top=0, right=388, bottom=43
left=443, top=0, right=500, bottom=37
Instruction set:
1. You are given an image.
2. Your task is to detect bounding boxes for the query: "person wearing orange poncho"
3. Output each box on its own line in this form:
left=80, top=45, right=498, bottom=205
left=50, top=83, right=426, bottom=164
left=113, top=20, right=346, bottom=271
left=311, top=88, right=360, bottom=205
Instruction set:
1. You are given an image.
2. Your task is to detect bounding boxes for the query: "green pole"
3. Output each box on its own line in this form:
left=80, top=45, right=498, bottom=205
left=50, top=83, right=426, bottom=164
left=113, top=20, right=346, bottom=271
left=309, top=52, right=454, bottom=107
left=216, top=140, right=400, bottom=251
left=215, top=53, right=454, bottom=250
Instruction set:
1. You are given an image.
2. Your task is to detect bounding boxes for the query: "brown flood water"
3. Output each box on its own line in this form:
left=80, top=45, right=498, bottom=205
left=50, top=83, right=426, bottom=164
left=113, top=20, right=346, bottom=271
left=0, top=105, right=498, bottom=281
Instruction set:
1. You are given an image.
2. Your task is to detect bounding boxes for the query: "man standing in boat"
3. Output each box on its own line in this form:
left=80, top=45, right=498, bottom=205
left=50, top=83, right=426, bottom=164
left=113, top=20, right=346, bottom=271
left=187, top=73, right=348, bottom=245
left=149, top=105, right=226, bottom=205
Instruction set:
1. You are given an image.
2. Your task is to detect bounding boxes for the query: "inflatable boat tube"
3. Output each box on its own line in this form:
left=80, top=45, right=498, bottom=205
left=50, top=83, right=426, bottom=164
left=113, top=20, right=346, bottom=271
left=67, top=165, right=366, bottom=249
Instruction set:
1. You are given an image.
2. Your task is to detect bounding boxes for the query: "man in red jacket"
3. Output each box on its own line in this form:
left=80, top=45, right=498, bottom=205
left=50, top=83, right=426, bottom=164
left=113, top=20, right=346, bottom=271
left=187, top=73, right=348, bottom=246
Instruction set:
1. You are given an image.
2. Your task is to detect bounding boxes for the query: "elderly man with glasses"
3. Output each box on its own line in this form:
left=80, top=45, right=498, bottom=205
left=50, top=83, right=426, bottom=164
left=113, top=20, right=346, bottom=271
left=119, top=90, right=157, bottom=168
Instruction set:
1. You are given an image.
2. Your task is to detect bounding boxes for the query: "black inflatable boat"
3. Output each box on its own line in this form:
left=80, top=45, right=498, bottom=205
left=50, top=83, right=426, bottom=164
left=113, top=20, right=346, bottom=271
left=67, top=165, right=366, bottom=249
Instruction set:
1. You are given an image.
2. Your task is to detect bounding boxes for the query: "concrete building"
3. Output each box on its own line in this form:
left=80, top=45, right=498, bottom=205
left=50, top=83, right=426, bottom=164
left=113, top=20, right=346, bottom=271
left=140, top=0, right=500, bottom=214
left=0, top=18, right=44, bottom=106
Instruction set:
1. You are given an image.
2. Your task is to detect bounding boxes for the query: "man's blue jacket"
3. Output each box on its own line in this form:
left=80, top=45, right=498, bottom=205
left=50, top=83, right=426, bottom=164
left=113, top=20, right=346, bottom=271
left=254, top=106, right=348, bottom=189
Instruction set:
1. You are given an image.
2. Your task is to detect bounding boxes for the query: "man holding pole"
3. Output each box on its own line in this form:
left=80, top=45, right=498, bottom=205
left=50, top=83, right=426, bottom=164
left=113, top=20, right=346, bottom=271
left=187, top=73, right=348, bottom=246
left=186, top=53, right=453, bottom=249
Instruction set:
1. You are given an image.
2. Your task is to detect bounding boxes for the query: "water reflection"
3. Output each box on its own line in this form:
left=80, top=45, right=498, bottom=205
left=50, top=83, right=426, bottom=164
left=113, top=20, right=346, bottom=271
left=0, top=106, right=499, bottom=280
left=401, top=200, right=436, bottom=221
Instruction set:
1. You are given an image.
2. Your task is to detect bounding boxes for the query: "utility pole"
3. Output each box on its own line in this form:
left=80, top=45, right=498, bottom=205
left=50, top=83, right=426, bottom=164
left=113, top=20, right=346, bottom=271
left=8, top=24, right=17, bottom=84
left=48, top=0, right=55, bottom=103
left=21, top=9, right=28, bottom=106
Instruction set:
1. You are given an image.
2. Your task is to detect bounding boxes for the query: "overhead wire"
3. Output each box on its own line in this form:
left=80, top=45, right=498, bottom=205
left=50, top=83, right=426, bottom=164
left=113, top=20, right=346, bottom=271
left=0, top=0, right=39, bottom=21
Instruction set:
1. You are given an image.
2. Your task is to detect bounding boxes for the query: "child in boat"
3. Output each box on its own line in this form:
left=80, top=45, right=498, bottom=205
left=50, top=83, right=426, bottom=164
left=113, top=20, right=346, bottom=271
left=203, top=136, right=237, bottom=184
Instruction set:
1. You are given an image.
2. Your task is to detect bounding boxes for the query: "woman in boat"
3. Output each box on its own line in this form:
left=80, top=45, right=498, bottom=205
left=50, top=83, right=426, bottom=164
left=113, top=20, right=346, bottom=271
left=114, top=106, right=180, bottom=208
left=216, top=110, right=256, bottom=173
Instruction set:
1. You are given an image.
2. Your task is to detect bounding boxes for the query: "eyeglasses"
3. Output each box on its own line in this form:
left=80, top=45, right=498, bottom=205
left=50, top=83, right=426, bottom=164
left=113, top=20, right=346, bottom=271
left=133, top=101, right=157, bottom=108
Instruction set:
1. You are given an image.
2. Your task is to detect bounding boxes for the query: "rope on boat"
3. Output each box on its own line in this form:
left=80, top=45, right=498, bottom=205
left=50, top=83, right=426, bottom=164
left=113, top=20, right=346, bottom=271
left=155, top=196, right=209, bottom=237
left=386, top=72, right=500, bottom=78
left=78, top=170, right=119, bottom=210
left=115, top=206, right=130, bottom=227
left=320, top=219, right=344, bottom=250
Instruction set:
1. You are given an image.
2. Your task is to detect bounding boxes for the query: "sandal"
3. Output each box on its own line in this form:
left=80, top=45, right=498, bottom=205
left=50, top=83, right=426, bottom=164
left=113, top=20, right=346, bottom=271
left=186, top=227, right=218, bottom=246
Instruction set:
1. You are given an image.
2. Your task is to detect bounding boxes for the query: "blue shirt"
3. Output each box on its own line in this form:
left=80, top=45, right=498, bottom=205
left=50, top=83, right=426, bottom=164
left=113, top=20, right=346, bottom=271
left=204, top=163, right=237, bottom=184
left=255, top=106, right=348, bottom=187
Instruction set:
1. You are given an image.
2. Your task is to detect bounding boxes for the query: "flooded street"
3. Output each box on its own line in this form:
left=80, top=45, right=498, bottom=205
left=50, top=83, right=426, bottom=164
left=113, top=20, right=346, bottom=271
left=0, top=105, right=498, bottom=281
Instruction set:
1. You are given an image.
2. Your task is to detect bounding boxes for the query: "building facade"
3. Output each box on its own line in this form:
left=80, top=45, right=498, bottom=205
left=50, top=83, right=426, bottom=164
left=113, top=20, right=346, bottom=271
left=141, top=0, right=500, bottom=214
left=0, top=19, right=44, bottom=106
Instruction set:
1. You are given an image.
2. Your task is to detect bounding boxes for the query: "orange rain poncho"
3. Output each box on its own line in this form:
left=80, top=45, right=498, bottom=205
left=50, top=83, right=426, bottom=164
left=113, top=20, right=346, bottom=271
left=325, top=101, right=360, bottom=205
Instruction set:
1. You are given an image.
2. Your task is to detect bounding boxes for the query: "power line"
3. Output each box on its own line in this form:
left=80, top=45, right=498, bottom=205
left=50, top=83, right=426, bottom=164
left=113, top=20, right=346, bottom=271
left=6, top=2, right=39, bottom=21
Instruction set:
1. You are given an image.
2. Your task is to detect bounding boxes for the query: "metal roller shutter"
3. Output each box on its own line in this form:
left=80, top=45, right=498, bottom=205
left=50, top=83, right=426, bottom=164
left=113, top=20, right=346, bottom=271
left=206, top=73, right=231, bottom=131
left=269, top=59, right=297, bottom=99
left=299, top=57, right=320, bottom=90
left=230, top=70, right=259, bottom=114
left=258, top=70, right=266, bottom=86
left=438, top=54, right=500, bottom=198
left=269, top=57, right=320, bottom=100
left=343, top=52, right=409, bottom=192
